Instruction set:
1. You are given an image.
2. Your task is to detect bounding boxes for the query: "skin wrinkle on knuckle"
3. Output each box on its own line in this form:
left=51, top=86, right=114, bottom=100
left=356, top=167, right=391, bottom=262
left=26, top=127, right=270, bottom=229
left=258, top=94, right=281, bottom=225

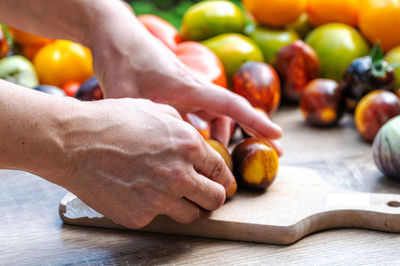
left=209, top=154, right=225, bottom=182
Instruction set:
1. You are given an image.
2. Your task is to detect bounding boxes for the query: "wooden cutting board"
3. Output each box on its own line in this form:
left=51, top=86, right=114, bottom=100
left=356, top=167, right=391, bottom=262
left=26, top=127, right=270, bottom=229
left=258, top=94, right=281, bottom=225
left=59, top=166, right=400, bottom=245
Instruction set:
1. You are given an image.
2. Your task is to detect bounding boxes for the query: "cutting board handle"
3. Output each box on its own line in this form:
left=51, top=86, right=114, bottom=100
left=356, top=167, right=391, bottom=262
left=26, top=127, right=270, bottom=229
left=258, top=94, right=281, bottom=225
left=310, top=192, right=400, bottom=232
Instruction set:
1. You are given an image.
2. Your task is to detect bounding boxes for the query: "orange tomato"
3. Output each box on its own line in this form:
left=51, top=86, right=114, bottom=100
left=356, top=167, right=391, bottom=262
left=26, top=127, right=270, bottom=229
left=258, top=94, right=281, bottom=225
left=21, top=45, right=45, bottom=60
left=359, top=0, right=400, bottom=52
left=8, top=27, right=53, bottom=46
left=33, top=40, right=94, bottom=87
left=306, top=0, right=360, bottom=27
left=62, top=81, right=81, bottom=97
left=242, top=0, right=307, bottom=27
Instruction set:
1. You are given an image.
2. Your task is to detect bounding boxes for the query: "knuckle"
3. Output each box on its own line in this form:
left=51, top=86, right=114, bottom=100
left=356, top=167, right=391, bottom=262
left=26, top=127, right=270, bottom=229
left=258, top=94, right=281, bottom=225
left=208, top=186, right=226, bottom=210
left=209, top=155, right=225, bottom=181
left=167, top=167, right=189, bottom=191
left=181, top=128, right=203, bottom=155
left=166, top=105, right=180, bottom=117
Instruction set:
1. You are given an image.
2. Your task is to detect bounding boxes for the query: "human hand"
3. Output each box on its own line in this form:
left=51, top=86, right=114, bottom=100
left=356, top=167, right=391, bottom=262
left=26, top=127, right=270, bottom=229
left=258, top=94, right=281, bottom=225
left=88, top=10, right=283, bottom=153
left=55, top=98, right=235, bottom=228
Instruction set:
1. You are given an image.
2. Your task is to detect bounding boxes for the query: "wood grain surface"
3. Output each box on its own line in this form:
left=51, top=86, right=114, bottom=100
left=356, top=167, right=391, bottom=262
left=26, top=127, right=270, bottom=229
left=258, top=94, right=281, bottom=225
left=60, top=166, right=400, bottom=244
left=1, top=107, right=400, bottom=265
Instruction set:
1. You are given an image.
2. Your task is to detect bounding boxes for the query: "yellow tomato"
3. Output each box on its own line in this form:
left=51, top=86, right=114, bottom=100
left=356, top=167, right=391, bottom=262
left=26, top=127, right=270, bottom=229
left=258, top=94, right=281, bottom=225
left=33, top=40, right=93, bottom=87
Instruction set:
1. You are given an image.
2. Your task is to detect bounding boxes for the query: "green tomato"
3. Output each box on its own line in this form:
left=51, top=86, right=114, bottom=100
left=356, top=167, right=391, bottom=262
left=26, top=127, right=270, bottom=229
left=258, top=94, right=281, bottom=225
left=287, top=13, right=314, bottom=39
left=0, top=55, right=38, bottom=88
left=245, top=24, right=299, bottom=65
left=305, top=23, right=370, bottom=82
left=202, top=33, right=264, bottom=82
left=385, top=46, right=400, bottom=89
left=181, top=1, right=246, bottom=41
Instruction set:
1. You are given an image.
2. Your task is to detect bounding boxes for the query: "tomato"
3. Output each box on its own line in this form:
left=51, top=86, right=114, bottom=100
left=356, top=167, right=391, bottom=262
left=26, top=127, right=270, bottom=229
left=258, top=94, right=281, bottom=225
left=305, top=23, right=370, bottom=82
left=33, top=40, right=94, bottom=87
left=0, top=26, right=9, bottom=59
left=175, top=42, right=227, bottom=88
left=359, top=0, right=400, bottom=52
left=306, top=0, right=361, bottom=27
left=385, top=45, right=400, bottom=89
left=242, top=0, right=307, bottom=27
left=187, top=113, right=210, bottom=140
left=137, top=14, right=182, bottom=51
left=182, top=1, right=246, bottom=41
left=62, top=81, right=81, bottom=97
left=8, top=27, right=52, bottom=46
left=202, top=33, right=264, bottom=82
left=245, top=25, right=299, bottom=65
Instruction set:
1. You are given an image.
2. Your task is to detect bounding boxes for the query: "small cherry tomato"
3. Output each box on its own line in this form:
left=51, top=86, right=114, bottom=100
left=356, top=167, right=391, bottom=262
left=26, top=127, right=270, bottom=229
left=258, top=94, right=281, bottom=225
left=33, top=40, right=94, bottom=87
left=233, top=61, right=281, bottom=116
left=62, top=81, right=81, bottom=97
left=300, top=79, right=345, bottom=127
left=355, top=90, right=400, bottom=142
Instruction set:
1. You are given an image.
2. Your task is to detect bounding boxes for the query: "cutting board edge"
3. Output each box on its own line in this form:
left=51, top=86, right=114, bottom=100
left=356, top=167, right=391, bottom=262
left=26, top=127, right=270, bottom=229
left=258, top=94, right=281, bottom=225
left=59, top=202, right=400, bottom=245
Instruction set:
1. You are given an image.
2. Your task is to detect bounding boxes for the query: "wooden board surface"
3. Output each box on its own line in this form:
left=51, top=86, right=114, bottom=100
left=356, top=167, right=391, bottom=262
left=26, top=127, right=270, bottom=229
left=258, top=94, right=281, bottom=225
left=60, top=166, right=400, bottom=245
left=2, top=107, right=400, bottom=265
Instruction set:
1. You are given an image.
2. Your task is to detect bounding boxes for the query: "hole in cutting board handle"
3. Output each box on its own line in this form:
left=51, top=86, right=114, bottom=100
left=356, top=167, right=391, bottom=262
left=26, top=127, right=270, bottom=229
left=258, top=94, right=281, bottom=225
left=387, top=201, right=400, bottom=208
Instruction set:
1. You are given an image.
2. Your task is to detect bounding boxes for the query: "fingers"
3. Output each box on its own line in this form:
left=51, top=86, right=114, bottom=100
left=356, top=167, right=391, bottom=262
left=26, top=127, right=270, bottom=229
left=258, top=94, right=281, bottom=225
left=191, top=140, right=236, bottom=194
left=181, top=168, right=226, bottom=211
left=209, top=116, right=231, bottom=147
left=182, top=83, right=283, bottom=140
left=194, top=111, right=231, bottom=146
left=162, top=198, right=200, bottom=224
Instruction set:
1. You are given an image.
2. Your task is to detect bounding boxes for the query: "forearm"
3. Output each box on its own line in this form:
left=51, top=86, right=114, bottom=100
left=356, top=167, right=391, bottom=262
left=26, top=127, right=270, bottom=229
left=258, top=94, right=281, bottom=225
left=0, top=0, right=134, bottom=47
left=0, top=80, right=80, bottom=184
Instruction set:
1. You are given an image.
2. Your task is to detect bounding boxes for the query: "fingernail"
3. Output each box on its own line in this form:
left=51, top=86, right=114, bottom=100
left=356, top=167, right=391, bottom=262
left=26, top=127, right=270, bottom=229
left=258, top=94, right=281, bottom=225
left=272, top=123, right=283, bottom=137
left=226, top=180, right=237, bottom=197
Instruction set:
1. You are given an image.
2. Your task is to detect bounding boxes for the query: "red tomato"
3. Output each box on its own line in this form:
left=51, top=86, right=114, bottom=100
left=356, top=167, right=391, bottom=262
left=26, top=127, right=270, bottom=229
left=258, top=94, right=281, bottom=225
left=137, top=14, right=182, bottom=51
left=175, top=42, right=227, bottom=88
left=62, top=81, right=81, bottom=97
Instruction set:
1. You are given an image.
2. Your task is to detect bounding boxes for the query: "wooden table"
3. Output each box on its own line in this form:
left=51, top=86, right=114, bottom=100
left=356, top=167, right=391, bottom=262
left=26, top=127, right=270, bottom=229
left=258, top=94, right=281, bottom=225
left=1, top=107, right=400, bottom=265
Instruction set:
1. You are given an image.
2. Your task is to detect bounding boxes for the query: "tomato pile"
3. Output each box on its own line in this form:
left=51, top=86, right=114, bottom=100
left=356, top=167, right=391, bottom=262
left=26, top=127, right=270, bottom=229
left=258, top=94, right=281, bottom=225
left=0, top=26, right=93, bottom=97
left=155, top=0, right=399, bottom=146
left=1, top=0, right=400, bottom=147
